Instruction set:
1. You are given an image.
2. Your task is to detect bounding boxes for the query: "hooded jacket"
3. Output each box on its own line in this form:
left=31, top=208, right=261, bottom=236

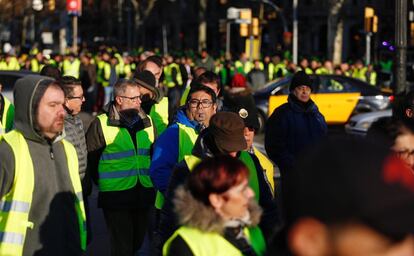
left=0, top=75, right=82, bottom=255
left=155, top=131, right=280, bottom=253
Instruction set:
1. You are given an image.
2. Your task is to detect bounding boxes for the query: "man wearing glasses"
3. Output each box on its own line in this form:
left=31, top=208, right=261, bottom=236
left=85, top=78, right=155, bottom=255
left=150, top=84, right=217, bottom=212
left=60, top=76, right=87, bottom=182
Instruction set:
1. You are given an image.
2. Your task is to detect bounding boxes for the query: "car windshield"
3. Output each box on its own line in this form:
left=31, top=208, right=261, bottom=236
left=255, top=77, right=291, bottom=96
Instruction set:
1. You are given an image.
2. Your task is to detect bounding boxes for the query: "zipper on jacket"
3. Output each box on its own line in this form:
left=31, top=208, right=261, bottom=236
left=49, top=142, right=54, bottom=159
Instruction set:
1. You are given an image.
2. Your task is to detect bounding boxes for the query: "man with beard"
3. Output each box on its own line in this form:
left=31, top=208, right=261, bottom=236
left=0, top=75, right=86, bottom=255
left=85, top=79, right=156, bottom=255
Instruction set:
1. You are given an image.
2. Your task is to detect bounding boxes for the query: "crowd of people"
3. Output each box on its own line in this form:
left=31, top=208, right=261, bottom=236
left=0, top=47, right=414, bottom=256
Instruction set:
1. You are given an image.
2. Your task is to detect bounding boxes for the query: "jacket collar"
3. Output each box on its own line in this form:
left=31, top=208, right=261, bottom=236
left=174, top=185, right=262, bottom=234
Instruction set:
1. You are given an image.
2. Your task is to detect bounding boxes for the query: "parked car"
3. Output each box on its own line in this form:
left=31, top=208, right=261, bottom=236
left=254, top=75, right=393, bottom=132
left=0, top=70, right=37, bottom=103
left=344, top=109, right=392, bottom=136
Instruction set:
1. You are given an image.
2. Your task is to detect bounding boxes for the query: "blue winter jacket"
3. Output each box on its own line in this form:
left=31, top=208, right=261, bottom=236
left=265, top=94, right=327, bottom=175
left=150, top=107, right=201, bottom=194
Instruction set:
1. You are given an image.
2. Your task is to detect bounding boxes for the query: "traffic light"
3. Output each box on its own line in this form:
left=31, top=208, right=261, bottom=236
left=364, top=7, right=375, bottom=32
left=49, top=0, right=55, bottom=11
left=239, top=9, right=251, bottom=37
left=252, top=18, right=259, bottom=36
left=373, top=15, right=378, bottom=33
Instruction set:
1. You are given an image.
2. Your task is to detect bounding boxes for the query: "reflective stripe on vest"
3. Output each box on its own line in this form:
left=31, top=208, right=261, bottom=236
left=163, top=226, right=266, bottom=256
left=150, top=97, right=169, bottom=135
left=98, top=114, right=154, bottom=191
left=154, top=122, right=199, bottom=209
left=185, top=152, right=260, bottom=202
left=0, top=131, right=86, bottom=255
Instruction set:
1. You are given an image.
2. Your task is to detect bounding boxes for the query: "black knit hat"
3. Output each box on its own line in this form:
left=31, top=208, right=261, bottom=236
left=289, top=71, right=312, bottom=92
left=226, top=95, right=260, bottom=131
left=134, top=70, right=161, bottom=103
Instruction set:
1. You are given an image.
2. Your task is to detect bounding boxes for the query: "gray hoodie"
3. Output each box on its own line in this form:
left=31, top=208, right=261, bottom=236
left=0, top=75, right=82, bottom=255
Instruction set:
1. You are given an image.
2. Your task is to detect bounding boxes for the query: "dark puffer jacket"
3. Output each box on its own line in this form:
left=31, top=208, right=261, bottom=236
left=265, top=94, right=327, bottom=176
left=64, top=113, right=87, bottom=181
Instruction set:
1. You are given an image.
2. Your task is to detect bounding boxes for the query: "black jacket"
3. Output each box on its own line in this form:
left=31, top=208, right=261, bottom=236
left=265, top=94, right=327, bottom=175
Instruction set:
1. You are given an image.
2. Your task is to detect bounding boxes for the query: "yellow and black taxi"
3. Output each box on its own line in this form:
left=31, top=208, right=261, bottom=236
left=254, top=75, right=393, bottom=132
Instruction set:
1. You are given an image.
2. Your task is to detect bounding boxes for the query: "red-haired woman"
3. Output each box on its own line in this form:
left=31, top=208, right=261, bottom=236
left=162, top=156, right=266, bottom=256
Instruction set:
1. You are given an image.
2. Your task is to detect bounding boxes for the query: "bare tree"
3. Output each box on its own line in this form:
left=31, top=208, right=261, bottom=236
left=327, top=0, right=346, bottom=65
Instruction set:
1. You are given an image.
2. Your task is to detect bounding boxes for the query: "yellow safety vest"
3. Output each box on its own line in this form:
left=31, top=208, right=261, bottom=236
left=163, top=63, right=183, bottom=88
left=163, top=225, right=266, bottom=256
left=180, top=86, right=191, bottom=106
left=97, top=114, right=155, bottom=191
left=254, top=147, right=275, bottom=194
left=154, top=122, right=198, bottom=209
left=62, top=59, right=81, bottom=78
left=0, top=96, right=14, bottom=134
left=235, top=60, right=253, bottom=75
left=150, top=97, right=169, bottom=135
left=0, top=131, right=87, bottom=255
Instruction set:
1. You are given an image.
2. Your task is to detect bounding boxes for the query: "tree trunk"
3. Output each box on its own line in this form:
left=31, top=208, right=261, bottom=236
left=198, top=0, right=207, bottom=51
left=327, top=0, right=345, bottom=64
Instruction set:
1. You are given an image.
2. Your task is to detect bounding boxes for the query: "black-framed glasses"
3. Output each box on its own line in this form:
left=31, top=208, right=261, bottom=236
left=68, top=95, right=85, bottom=101
left=188, top=99, right=213, bottom=108
left=119, top=95, right=142, bottom=102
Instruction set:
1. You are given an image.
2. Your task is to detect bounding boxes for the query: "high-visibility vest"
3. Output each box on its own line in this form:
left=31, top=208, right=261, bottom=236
left=266, top=63, right=275, bottom=81
left=97, top=114, right=155, bottom=191
left=315, top=67, right=332, bottom=75
left=366, top=71, right=377, bottom=86
left=0, top=57, right=20, bottom=71
left=154, top=122, right=198, bottom=209
left=163, top=63, right=183, bottom=88
left=163, top=225, right=266, bottom=256
left=352, top=67, right=368, bottom=82
left=0, top=96, right=14, bottom=134
left=150, top=97, right=169, bottom=135
left=180, top=86, right=191, bottom=106
left=254, top=147, right=275, bottom=194
left=62, top=59, right=81, bottom=78
left=97, top=61, right=111, bottom=87
left=235, top=60, right=253, bottom=75
left=184, top=151, right=260, bottom=202
left=274, top=63, right=288, bottom=78
left=0, top=131, right=87, bottom=255
left=30, top=59, right=43, bottom=73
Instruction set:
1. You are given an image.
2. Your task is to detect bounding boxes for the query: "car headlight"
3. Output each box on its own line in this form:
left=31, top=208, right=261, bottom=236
left=359, top=121, right=372, bottom=130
